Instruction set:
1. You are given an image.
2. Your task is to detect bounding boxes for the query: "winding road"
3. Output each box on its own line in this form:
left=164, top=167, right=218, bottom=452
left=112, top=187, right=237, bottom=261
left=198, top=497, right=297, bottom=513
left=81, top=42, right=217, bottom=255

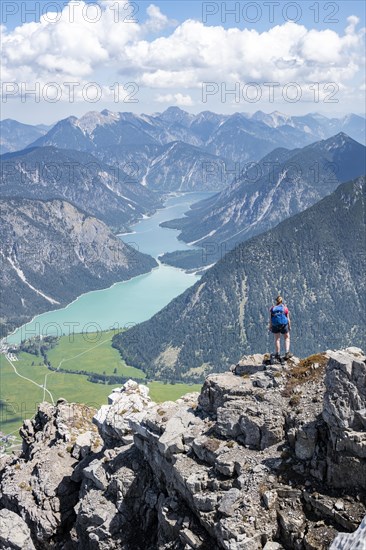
left=4, top=354, right=55, bottom=405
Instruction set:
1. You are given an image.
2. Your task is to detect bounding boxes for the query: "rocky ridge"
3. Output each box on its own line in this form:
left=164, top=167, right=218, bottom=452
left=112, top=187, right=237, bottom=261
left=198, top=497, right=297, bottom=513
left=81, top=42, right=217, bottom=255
left=0, top=348, right=365, bottom=549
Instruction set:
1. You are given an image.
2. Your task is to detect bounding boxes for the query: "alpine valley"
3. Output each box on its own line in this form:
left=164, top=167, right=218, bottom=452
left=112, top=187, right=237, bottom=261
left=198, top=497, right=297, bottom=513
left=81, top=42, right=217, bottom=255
left=1, top=107, right=365, bottom=357
left=159, top=133, right=366, bottom=269
left=1, top=106, right=366, bottom=550
left=113, top=176, right=366, bottom=381
left=0, top=198, right=157, bottom=336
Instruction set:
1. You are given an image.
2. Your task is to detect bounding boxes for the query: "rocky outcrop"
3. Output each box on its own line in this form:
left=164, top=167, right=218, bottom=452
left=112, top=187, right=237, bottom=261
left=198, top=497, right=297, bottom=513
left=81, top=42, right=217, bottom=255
left=0, top=400, right=102, bottom=548
left=0, top=348, right=365, bottom=549
left=0, top=509, right=36, bottom=549
left=322, top=348, right=366, bottom=490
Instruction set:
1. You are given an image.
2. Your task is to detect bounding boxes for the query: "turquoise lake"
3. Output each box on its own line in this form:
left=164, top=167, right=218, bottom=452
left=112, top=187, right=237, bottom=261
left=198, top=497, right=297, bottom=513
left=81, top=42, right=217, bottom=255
left=8, top=192, right=214, bottom=343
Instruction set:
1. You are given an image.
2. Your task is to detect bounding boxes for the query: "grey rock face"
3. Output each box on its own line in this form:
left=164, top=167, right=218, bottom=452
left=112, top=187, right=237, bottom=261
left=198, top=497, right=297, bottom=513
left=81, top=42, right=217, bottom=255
left=0, top=509, right=36, bottom=550
left=0, top=401, right=101, bottom=548
left=323, top=349, right=366, bottom=489
left=0, top=350, right=365, bottom=549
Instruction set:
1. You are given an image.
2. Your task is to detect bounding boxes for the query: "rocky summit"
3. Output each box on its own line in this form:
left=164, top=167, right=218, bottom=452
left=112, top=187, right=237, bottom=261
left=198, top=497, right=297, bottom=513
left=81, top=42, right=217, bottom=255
left=0, top=348, right=365, bottom=549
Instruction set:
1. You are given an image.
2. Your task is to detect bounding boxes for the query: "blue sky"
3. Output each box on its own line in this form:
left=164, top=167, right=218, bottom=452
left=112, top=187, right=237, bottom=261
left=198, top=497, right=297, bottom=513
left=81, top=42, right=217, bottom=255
left=1, top=0, right=365, bottom=123
left=3, top=0, right=365, bottom=32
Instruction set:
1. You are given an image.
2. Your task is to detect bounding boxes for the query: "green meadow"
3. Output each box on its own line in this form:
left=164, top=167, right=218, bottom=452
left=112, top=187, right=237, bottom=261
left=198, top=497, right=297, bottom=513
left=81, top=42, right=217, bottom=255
left=46, top=330, right=146, bottom=379
left=0, top=330, right=202, bottom=436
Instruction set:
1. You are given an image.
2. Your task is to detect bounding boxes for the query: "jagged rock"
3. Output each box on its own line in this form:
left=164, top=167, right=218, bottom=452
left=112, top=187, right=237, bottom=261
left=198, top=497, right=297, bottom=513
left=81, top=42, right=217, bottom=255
left=217, top=488, right=241, bottom=516
left=294, top=421, right=318, bottom=460
left=0, top=401, right=98, bottom=548
left=262, top=490, right=278, bottom=510
left=303, top=523, right=339, bottom=550
left=239, top=403, right=285, bottom=450
left=234, top=354, right=266, bottom=376
left=214, top=446, right=249, bottom=477
left=251, top=371, right=278, bottom=389
left=179, top=527, right=203, bottom=549
left=1, top=352, right=365, bottom=550
left=0, top=509, right=36, bottom=549
left=158, top=408, right=203, bottom=457
left=71, top=430, right=94, bottom=459
left=82, top=459, right=108, bottom=490
left=323, top=349, right=366, bottom=489
left=93, top=380, right=154, bottom=446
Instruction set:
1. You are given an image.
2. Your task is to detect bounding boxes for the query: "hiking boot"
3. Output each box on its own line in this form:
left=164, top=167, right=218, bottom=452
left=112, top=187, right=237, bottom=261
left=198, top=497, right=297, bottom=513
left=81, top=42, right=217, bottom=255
left=274, top=353, right=281, bottom=363
left=284, top=352, right=293, bottom=361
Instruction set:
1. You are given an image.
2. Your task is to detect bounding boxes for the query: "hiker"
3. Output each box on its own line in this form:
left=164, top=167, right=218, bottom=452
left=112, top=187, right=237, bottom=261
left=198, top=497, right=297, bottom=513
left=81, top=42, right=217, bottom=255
left=269, top=295, right=292, bottom=361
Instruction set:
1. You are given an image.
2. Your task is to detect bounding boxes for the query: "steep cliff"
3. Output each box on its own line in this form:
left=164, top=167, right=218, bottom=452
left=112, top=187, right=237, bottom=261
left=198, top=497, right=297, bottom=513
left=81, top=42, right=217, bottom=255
left=0, top=348, right=365, bottom=549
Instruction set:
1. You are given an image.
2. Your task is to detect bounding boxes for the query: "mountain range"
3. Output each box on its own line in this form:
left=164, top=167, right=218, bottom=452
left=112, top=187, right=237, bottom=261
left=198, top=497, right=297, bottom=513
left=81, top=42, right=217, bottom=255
left=0, top=146, right=162, bottom=231
left=0, top=119, right=53, bottom=154
left=12, top=108, right=364, bottom=193
left=0, top=198, right=157, bottom=337
left=1, top=109, right=365, bottom=346
left=113, top=176, right=366, bottom=381
left=159, top=133, right=366, bottom=269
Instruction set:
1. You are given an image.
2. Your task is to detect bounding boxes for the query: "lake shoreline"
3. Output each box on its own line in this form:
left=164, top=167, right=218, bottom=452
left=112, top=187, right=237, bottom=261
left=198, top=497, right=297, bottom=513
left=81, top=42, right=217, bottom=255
left=6, top=192, right=214, bottom=344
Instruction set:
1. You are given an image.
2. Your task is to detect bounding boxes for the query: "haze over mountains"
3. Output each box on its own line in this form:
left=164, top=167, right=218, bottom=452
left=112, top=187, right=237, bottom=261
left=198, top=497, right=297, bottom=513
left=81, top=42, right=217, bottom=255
left=0, top=119, right=53, bottom=154
left=113, top=176, right=366, bottom=381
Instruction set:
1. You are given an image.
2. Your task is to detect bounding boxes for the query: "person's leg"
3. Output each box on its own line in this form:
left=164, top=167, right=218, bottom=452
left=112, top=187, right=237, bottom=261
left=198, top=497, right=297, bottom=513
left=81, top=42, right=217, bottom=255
left=274, top=333, right=280, bottom=354
left=284, top=332, right=290, bottom=353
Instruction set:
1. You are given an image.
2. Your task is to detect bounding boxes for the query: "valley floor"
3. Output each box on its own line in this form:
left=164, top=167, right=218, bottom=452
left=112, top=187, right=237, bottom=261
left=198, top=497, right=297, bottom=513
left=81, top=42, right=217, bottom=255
left=0, top=330, right=201, bottom=440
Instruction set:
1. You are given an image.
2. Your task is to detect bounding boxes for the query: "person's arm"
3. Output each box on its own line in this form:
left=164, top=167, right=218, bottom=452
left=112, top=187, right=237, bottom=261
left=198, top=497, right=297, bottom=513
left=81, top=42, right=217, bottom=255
left=287, top=312, right=291, bottom=331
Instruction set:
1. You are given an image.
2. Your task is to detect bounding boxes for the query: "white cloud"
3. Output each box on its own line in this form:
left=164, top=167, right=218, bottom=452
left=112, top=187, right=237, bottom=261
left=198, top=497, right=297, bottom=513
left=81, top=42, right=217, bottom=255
left=144, top=4, right=176, bottom=32
left=155, top=93, right=193, bottom=106
left=130, top=17, right=364, bottom=87
left=1, top=3, right=364, bottom=105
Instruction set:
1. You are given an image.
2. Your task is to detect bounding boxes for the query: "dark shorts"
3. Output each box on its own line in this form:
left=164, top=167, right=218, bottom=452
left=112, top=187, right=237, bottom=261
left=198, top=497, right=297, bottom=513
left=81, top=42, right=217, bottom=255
left=272, top=324, right=289, bottom=334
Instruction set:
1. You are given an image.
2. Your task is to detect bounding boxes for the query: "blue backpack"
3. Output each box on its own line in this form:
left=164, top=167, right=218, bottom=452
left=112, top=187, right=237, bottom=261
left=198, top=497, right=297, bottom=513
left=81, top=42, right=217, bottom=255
left=271, top=304, right=288, bottom=327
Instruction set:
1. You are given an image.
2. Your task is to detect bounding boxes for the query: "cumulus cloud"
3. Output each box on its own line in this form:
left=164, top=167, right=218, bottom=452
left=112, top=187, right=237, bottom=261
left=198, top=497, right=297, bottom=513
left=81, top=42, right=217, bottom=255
left=1, top=2, right=364, bottom=104
left=155, top=93, right=193, bottom=106
left=144, top=4, right=177, bottom=32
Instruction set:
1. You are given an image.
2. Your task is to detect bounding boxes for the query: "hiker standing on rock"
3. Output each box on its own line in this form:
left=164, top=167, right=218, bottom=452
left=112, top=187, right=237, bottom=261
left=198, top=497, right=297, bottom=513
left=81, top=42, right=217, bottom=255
left=269, top=295, right=292, bottom=361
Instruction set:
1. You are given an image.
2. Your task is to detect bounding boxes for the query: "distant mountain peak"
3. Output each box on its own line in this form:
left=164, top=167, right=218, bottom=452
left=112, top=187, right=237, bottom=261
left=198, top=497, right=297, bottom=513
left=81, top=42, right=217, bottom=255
left=251, top=110, right=291, bottom=128
left=163, top=106, right=186, bottom=114
left=75, top=110, right=120, bottom=134
left=157, top=106, right=195, bottom=128
left=320, top=131, right=355, bottom=150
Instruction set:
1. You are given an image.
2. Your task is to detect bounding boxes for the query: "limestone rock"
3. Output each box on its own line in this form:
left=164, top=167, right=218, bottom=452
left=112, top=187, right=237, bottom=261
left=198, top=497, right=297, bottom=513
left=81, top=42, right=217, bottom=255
left=93, top=379, right=154, bottom=446
left=0, top=509, right=36, bottom=549
left=323, top=350, right=366, bottom=488
left=1, top=349, right=365, bottom=550
left=158, top=408, right=203, bottom=457
left=234, top=354, right=266, bottom=376
left=71, top=430, right=95, bottom=459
